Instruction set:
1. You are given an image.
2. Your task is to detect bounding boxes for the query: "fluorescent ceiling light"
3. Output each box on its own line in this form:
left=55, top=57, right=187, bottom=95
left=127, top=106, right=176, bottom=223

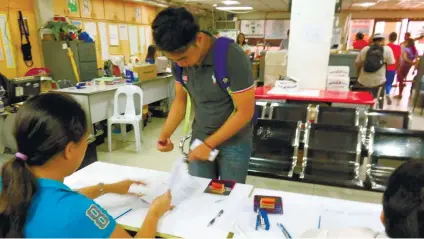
left=216, top=6, right=253, bottom=10
left=354, top=2, right=376, bottom=7
left=221, top=0, right=240, bottom=5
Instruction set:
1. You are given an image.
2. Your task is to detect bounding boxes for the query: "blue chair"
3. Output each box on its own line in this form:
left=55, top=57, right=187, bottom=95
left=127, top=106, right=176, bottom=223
left=413, top=75, right=424, bottom=115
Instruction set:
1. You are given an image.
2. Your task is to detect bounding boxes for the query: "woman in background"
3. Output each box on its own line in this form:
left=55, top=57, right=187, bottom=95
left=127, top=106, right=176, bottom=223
left=353, top=32, right=368, bottom=50
left=396, top=38, right=419, bottom=98
left=0, top=93, right=172, bottom=238
left=145, top=45, right=158, bottom=64
left=236, top=32, right=251, bottom=55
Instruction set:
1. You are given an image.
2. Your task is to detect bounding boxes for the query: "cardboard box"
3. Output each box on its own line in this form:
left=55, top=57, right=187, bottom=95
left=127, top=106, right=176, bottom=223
left=133, top=64, right=157, bottom=82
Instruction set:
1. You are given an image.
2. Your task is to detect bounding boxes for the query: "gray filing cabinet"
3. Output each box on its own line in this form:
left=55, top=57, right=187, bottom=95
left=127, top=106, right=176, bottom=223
left=42, top=41, right=98, bottom=84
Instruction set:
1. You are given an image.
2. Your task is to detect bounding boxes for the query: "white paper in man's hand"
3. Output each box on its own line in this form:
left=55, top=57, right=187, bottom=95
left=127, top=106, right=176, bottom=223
left=133, top=157, right=200, bottom=205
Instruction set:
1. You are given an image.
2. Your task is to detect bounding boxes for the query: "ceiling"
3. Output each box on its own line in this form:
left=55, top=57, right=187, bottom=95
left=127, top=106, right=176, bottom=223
left=169, top=0, right=424, bottom=12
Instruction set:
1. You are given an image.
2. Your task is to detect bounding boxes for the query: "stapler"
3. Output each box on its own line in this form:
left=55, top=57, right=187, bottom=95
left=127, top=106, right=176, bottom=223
left=255, top=209, right=270, bottom=231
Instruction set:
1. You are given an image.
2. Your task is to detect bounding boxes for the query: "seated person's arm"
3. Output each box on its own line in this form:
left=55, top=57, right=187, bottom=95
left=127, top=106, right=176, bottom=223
left=76, top=180, right=144, bottom=199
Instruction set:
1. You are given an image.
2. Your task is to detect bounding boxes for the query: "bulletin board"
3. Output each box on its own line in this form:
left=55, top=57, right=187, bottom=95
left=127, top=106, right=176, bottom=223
left=240, top=20, right=265, bottom=38
left=265, top=20, right=290, bottom=39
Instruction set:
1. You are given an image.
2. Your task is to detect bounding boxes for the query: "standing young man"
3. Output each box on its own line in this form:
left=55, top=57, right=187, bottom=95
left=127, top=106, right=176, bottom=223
left=152, top=7, right=255, bottom=183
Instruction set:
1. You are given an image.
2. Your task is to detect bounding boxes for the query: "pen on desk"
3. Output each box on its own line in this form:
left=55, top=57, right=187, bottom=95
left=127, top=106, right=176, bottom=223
left=318, top=215, right=321, bottom=229
left=114, top=208, right=132, bottom=220
left=277, top=223, right=292, bottom=239
left=207, top=209, right=224, bottom=227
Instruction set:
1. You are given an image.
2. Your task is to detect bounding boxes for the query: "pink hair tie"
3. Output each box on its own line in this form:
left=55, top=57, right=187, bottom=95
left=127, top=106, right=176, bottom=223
left=15, top=152, right=28, bottom=161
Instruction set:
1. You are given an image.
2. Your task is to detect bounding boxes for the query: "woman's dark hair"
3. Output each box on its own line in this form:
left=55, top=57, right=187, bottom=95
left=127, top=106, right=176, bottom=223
left=146, top=45, right=157, bottom=61
left=237, top=33, right=246, bottom=46
left=389, top=32, right=398, bottom=42
left=0, top=93, right=87, bottom=237
left=383, top=160, right=424, bottom=238
left=356, top=32, right=364, bottom=40
left=152, top=7, right=200, bottom=52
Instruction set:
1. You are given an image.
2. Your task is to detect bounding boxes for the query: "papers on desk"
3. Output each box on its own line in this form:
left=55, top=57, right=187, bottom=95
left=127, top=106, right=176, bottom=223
left=95, top=193, right=149, bottom=219
left=319, top=209, right=383, bottom=231
left=267, top=87, right=320, bottom=97
left=130, top=157, right=201, bottom=205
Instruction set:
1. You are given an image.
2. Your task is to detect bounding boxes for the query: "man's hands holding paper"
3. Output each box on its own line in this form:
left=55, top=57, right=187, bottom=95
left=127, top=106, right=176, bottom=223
left=188, top=143, right=212, bottom=161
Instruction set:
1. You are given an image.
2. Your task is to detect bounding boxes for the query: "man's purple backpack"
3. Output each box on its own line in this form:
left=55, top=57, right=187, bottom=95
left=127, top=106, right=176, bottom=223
left=173, top=37, right=259, bottom=125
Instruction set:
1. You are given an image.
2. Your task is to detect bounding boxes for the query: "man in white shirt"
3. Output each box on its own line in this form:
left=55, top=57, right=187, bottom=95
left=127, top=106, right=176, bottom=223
left=355, top=33, right=395, bottom=108
left=302, top=160, right=424, bottom=238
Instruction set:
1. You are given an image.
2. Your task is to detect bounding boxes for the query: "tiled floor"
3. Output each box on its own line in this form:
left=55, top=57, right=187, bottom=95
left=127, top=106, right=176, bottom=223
left=1, top=83, right=422, bottom=205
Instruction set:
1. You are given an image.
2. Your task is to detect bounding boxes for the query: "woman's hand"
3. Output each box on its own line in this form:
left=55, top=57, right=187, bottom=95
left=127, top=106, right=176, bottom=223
left=149, top=190, right=173, bottom=218
left=105, top=180, right=146, bottom=195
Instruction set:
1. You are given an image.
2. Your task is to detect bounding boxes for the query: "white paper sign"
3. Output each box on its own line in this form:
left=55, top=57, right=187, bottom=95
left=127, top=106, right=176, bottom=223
left=128, top=25, right=139, bottom=55
left=98, top=22, right=109, bottom=60
left=84, top=22, right=97, bottom=39
left=0, top=14, right=15, bottom=68
left=139, top=27, right=146, bottom=54
left=109, top=24, right=119, bottom=46
left=119, top=24, right=128, bottom=41
left=265, top=20, right=290, bottom=39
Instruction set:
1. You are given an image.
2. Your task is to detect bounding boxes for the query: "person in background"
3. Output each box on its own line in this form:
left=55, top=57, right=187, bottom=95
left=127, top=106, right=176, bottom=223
left=396, top=38, right=419, bottom=98
left=153, top=7, right=254, bottom=183
left=302, top=160, right=424, bottom=238
left=0, top=93, right=172, bottom=238
left=145, top=45, right=158, bottom=64
left=385, top=32, right=401, bottom=105
left=237, top=32, right=251, bottom=55
left=356, top=33, right=395, bottom=108
left=279, top=29, right=290, bottom=50
left=353, top=32, right=368, bottom=50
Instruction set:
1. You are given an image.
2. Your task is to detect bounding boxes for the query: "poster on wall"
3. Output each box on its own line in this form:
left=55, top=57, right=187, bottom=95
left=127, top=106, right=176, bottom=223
left=347, top=19, right=374, bottom=49
left=68, top=0, right=78, bottom=13
left=128, top=25, right=138, bottom=55
left=109, top=24, right=119, bottom=46
left=119, top=24, right=128, bottom=41
left=82, top=0, right=91, bottom=15
left=218, top=30, right=237, bottom=41
left=265, top=20, right=290, bottom=39
left=84, top=22, right=97, bottom=39
left=0, top=14, right=15, bottom=68
left=240, top=20, right=265, bottom=38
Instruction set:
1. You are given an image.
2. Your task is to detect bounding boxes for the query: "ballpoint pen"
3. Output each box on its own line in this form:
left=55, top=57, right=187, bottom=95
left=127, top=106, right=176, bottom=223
left=277, top=223, right=292, bottom=239
left=207, top=209, right=224, bottom=227
left=114, top=208, right=132, bottom=220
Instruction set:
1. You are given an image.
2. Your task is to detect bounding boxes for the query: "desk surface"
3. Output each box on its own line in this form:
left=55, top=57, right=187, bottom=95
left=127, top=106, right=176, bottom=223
left=255, top=86, right=375, bottom=106
left=226, top=188, right=384, bottom=238
left=55, top=75, right=173, bottom=96
left=64, top=162, right=254, bottom=239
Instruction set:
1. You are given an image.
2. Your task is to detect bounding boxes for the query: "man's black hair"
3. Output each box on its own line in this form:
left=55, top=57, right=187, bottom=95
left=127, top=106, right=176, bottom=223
left=356, top=32, right=364, bottom=40
left=383, top=160, right=424, bottom=238
left=389, top=32, right=398, bottom=42
left=152, top=7, right=200, bottom=52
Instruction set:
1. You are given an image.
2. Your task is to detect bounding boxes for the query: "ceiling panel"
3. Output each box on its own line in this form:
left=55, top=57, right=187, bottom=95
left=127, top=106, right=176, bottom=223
left=169, top=0, right=424, bottom=12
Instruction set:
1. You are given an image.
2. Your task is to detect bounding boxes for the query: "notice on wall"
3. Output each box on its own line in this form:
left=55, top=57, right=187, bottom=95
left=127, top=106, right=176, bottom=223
left=0, top=14, right=15, bottom=68
left=98, top=22, right=109, bottom=60
left=265, top=20, right=290, bottom=39
left=145, top=26, right=152, bottom=47
left=68, top=0, right=78, bottom=13
left=84, top=21, right=97, bottom=39
left=139, top=26, right=146, bottom=55
left=129, top=25, right=138, bottom=55
left=240, top=20, right=265, bottom=38
left=119, top=24, right=128, bottom=41
left=109, top=24, right=119, bottom=46
left=82, top=0, right=91, bottom=15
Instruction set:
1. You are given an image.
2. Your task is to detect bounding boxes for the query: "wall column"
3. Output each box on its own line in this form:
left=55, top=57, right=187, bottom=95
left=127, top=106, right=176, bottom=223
left=287, top=0, right=336, bottom=89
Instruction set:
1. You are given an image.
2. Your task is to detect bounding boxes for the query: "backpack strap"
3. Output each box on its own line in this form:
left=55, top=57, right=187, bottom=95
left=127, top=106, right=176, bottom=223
left=213, top=37, right=234, bottom=95
left=173, top=63, right=186, bottom=88
left=173, top=62, right=192, bottom=134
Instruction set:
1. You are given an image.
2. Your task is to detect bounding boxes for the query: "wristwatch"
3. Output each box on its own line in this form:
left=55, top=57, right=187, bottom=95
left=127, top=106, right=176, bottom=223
left=99, top=182, right=105, bottom=195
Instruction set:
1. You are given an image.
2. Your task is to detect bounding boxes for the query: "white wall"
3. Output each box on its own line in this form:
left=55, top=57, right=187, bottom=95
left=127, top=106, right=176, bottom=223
left=287, top=0, right=336, bottom=90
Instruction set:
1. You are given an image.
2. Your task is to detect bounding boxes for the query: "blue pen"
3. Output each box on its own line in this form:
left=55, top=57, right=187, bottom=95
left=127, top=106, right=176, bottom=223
left=114, top=208, right=132, bottom=220
left=318, top=215, right=321, bottom=229
left=277, top=223, right=292, bottom=239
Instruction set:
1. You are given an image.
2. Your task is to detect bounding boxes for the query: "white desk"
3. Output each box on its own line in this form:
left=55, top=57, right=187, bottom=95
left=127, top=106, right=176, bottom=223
left=64, top=162, right=254, bottom=239
left=224, top=188, right=384, bottom=238
left=55, top=75, right=174, bottom=133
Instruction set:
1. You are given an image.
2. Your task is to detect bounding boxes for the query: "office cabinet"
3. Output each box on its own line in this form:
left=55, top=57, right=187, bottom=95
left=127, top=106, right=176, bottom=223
left=92, top=0, right=105, bottom=19
left=125, top=3, right=142, bottom=24
left=0, top=0, right=9, bottom=9
left=54, top=0, right=81, bottom=17
left=105, top=0, right=125, bottom=22
left=42, top=41, right=98, bottom=85
left=9, top=0, right=33, bottom=10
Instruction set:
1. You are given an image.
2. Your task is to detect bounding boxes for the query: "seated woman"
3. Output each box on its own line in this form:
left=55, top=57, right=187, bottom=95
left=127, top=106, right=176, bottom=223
left=0, top=93, right=172, bottom=238
left=237, top=33, right=251, bottom=55
left=145, top=45, right=158, bottom=64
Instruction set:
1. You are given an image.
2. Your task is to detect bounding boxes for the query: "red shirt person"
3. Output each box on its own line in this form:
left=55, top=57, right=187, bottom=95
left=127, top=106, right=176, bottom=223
left=353, top=32, right=368, bottom=50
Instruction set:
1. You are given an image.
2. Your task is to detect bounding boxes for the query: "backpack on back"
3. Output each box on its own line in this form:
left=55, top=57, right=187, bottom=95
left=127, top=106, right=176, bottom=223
left=174, top=37, right=258, bottom=133
left=363, top=45, right=385, bottom=73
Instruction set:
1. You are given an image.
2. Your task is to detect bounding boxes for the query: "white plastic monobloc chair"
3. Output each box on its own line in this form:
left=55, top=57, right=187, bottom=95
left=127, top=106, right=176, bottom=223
left=108, top=85, right=143, bottom=152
